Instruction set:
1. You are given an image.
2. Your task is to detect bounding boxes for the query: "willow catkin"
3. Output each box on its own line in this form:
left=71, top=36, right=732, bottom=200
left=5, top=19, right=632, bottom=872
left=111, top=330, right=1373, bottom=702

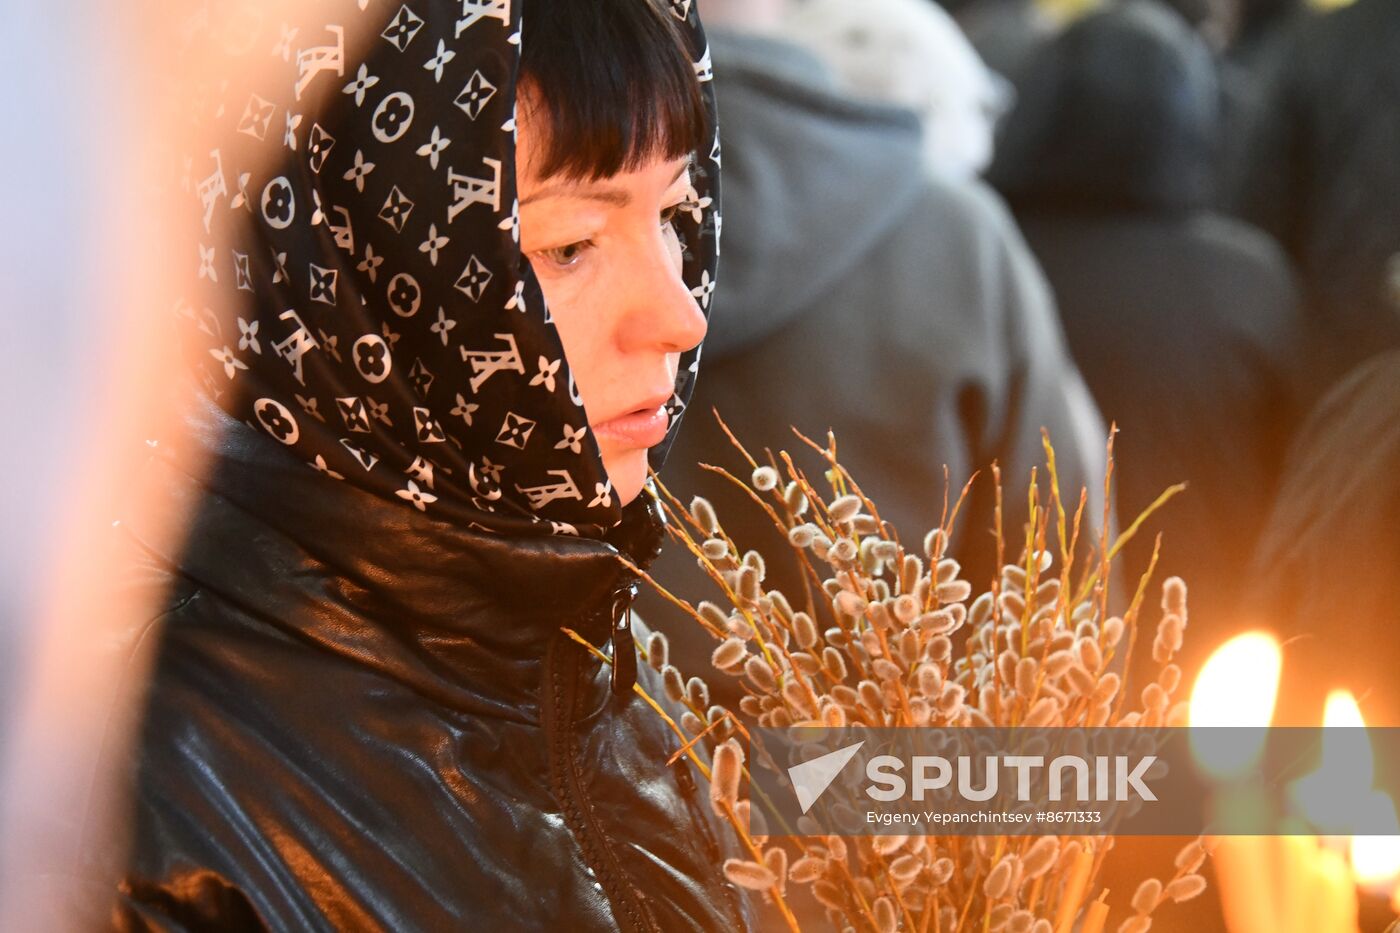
left=1007, top=910, right=1036, bottom=933
left=1093, top=672, right=1121, bottom=705
left=1158, top=663, right=1182, bottom=694
left=812, top=880, right=845, bottom=911
left=1102, top=616, right=1124, bottom=648
left=691, top=497, right=719, bottom=535
left=712, top=638, right=747, bottom=671
left=930, top=857, right=955, bottom=885
left=700, top=538, right=728, bottom=561
left=1163, top=874, right=1207, bottom=902
left=686, top=676, right=710, bottom=710
left=1014, top=656, right=1039, bottom=697
left=999, top=590, right=1027, bottom=619
left=822, top=646, right=848, bottom=681
left=827, top=494, right=863, bottom=524
left=1077, top=637, right=1103, bottom=673
left=782, top=679, right=817, bottom=719
left=744, top=655, right=777, bottom=693
left=900, top=554, right=923, bottom=594
left=872, top=658, right=903, bottom=683
left=992, top=649, right=1016, bottom=687
left=763, top=847, right=788, bottom=895
left=835, top=590, right=867, bottom=617
left=937, top=580, right=973, bottom=603
left=916, top=663, right=943, bottom=698
left=792, top=652, right=821, bottom=676
left=1022, top=836, right=1060, bottom=880
left=738, top=566, right=761, bottom=602
left=1024, top=697, right=1060, bottom=727
left=1065, top=664, right=1096, bottom=697
left=698, top=601, right=728, bottom=632
left=984, top=855, right=1015, bottom=900
left=889, top=853, right=923, bottom=883
left=789, top=855, right=826, bottom=884
left=898, top=630, right=920, bottom=667
left=1043, top=650, right=1075, bottom=679
left=893, top=594, right=919, bottom=624
left=1174, top=840, right=1206, bottom=874
left=710, top=739, right=743, bottom=816
left=830, top=537, right=858, bottom=563
left=1157, top=613, right=1184, bottom=654
left=1118, top=917, right=1152, bottom=933
left=872, top=540, right=900, bottom=565
left=1141, top=682, right=1168, bottom=713
left=788, top=524, right=817, bottom=548
left=822, top=701, right=848, bottom=727
left=1131, top=878, right=1163, bottom=914
left=646, top=631, right=669, bottom=671
left=873, top=834, right=907, bottom=857
left=752, top=465, right=779, bottom=492
left=924, top=528, right=948, bottom=561
left=1001, top=564, right=1028, bottom=592
left=789, top=612, right=816, bottom=650
left=873, top=897, right=897, bottom=933
left=852, top=514, right=882, bottom=537
left=662, top=665, right=685, bottom=703
left=1162, top=576, right=1187, bottom=615
left=723, top=858, right=776, bottom=891
left=783, top=481, right=809, bottom=516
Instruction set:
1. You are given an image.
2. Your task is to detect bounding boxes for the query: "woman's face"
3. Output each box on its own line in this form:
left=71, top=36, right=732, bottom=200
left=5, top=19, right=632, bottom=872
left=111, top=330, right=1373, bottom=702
left=516, top=95, right=707, bottom=508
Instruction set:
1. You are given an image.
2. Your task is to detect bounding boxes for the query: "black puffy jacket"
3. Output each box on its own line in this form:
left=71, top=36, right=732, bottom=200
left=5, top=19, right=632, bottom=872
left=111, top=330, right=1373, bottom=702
left=103, top=396, right=752, bottom=931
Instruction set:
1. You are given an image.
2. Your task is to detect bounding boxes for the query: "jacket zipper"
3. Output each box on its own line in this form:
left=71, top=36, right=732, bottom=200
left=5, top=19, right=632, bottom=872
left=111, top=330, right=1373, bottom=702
left=546, top=586, right=659, bottom=933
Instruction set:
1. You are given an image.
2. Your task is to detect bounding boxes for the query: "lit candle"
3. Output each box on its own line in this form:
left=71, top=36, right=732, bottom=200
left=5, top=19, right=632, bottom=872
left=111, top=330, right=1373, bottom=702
left=1053, top=845, right=1094, bottom=933
left=1079, top=889, right=1109, bottom=933
left=1214, top=836, right=1280, bottom=933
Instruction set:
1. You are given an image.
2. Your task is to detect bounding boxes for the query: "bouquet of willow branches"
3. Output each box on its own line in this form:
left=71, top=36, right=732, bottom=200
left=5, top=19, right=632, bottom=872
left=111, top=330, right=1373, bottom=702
left=574, top=422, right=1213, bottom=933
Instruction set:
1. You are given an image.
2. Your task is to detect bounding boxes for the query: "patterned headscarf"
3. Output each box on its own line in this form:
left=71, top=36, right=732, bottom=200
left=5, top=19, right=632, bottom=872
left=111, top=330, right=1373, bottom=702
left=181, top=0, right=719, bottom=539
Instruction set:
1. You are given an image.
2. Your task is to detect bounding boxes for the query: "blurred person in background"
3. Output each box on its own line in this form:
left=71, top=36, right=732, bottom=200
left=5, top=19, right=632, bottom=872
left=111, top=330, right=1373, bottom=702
left=989, top=0, right=1306, bottom=662
left=783, top=0, right=1014, bottom=180
left=1247, top=348, right=1400, bottom=728
left=0, top=3, right=219, bottom=928
left=939, top=0, right=1061, bottom=84
left=1227, top=0, right=1400, bottom=401
left=10, top=0, right=759, bottom=929
left=643, top=0, right=1108, bottom=712
left=1226, top=0, right=1309, bottom=74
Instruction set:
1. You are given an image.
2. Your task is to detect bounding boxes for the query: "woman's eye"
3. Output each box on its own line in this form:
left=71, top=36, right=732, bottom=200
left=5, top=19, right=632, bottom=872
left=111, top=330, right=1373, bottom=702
left=660, top=203, right=687, bottom=227
left=539, top=240, right=593, bottom=268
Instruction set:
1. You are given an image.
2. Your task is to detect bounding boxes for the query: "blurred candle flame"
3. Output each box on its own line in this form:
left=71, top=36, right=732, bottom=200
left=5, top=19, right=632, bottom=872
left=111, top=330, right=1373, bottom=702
left=1189, top=631, right=1282, bottom=778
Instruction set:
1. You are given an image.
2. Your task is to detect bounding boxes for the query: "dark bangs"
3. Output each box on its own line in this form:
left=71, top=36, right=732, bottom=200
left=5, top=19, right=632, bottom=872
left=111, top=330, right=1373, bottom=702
left=519, top=0, right=708, bottom=181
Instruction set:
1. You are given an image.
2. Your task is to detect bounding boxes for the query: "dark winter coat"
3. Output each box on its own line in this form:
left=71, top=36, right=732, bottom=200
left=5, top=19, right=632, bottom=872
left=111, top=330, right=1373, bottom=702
left=99, top=397, right=749, bottom=931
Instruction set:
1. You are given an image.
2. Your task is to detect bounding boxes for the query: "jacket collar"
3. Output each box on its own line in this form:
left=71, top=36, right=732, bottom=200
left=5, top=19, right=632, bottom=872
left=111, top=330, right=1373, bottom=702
left=123, top=392, right=666, bottom=721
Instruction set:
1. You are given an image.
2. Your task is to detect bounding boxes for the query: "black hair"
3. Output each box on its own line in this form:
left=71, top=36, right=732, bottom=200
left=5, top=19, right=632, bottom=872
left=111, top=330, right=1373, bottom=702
left=519, top=0, right=709, bottom=181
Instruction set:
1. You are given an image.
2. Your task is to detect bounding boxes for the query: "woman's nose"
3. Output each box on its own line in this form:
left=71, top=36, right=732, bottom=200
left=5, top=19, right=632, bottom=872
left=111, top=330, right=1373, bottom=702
left=621, top=237, right=708, bottom=355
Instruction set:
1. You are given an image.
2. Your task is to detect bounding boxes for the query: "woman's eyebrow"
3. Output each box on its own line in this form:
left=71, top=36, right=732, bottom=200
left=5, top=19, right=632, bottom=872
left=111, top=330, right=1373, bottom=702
left=521, top=160, right=692, bottom=207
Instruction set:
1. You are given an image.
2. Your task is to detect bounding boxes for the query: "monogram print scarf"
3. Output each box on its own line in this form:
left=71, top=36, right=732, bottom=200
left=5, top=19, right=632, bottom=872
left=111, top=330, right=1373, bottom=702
left=180, top=0, right=720, bottom=538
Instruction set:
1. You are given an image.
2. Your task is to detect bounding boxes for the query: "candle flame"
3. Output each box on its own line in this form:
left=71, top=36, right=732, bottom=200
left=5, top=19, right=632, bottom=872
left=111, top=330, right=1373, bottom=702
left=1350, top=794, right=1400, bottom=887
left=1189, top=632, right=1282, bottom=778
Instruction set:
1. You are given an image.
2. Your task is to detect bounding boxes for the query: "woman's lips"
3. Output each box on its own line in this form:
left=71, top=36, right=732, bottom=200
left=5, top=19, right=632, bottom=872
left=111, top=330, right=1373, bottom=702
left=593, top=405, right=671, bottom=449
